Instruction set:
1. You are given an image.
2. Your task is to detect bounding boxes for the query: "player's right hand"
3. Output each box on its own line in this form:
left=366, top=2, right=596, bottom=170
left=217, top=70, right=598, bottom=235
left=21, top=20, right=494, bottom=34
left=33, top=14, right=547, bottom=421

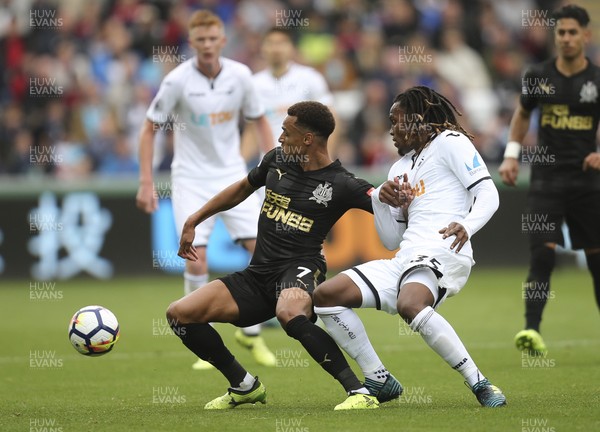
left=136, top=182, right=158, bottom=213
left=178, top=223, right=198, bottom=261
left=379, top=173, right=413, bottom=209
left=498, top=158, right=519, bottom=187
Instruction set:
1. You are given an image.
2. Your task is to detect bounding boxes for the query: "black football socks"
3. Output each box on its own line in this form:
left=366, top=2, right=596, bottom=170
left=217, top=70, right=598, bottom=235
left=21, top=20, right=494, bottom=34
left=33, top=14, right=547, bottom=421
left=524, top=245, right=555, bottom=331
left=285, top=315, right=362, bottom=393
left=171, top=322, right=246, bottom=387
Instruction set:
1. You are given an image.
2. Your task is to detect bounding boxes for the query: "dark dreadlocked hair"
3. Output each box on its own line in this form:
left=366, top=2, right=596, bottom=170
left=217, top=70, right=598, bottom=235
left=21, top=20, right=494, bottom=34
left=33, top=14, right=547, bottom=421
left=393, top=86, right=473, bottom=152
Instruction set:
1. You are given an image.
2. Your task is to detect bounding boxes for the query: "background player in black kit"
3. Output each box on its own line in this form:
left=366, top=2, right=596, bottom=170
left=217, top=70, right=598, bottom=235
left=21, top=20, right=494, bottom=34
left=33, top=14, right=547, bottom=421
left=499, top=4, right=600, bottom=356
left=166, top=101, right=381, bottom=410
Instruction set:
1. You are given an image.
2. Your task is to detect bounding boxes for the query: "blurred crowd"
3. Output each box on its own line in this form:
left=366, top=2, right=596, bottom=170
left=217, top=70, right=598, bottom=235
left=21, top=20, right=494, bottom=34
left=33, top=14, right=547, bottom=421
left=1, top=0, right=597, bottom=178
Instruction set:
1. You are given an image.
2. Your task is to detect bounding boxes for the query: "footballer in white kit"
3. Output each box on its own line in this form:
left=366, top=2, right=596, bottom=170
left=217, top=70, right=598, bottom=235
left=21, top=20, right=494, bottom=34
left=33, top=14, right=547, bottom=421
left=251, top=28, right=333, bottom=147
left=348, top=128, right=493, bottom=312
left=146, top=55, right=264, bottom=248
left=136, top=10, right=276, bottom=369
left=314, top=87, right=507, bottom=407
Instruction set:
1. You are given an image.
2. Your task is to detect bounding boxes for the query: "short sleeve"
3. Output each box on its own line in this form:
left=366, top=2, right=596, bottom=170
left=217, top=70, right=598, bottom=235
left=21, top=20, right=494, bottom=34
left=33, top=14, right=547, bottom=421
left=241, top=67, right=265, bottom=120
left=146, top=74, right=182, bottom=123
left=343, top=173, right=374, bottom=213
left=520, top=66, right=539, bottom=113
left=438, top=132, right=492, bottom=190
left=248, top=148, right=276, bottom=188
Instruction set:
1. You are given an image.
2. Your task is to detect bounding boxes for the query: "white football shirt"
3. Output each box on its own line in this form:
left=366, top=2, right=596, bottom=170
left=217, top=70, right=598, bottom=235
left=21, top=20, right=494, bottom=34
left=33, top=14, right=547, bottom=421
left=147, top=57, right=264, bottom=179
left=380, top=130, right=493, bottom=260
left=252, top=62, right=333, bottom=145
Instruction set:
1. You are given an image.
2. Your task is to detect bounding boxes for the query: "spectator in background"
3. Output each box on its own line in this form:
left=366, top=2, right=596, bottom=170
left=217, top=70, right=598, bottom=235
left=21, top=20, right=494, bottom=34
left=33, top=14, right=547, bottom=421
left=98, top=132, right=139, bottom=175
left=347, top=79, right=391, bottom=166
left=435, top=27, right=499, bottom=133
left=0, top=103, right=24, bottom=172
left=0, top=0, right=596, bottom=177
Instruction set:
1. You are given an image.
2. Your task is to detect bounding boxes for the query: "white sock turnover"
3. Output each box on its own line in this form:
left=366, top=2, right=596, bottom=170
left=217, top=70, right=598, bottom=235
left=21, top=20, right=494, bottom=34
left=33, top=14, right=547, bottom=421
left=184, top=272, right=208, bottom=296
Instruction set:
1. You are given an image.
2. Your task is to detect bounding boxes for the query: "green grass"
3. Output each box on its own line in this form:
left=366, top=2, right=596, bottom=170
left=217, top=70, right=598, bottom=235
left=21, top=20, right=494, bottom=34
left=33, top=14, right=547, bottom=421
left=2, top=268, right=599, bottom=432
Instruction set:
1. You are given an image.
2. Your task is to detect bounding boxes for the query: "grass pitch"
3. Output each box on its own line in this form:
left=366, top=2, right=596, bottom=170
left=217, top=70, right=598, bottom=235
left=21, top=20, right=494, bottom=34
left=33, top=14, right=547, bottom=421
left=2, top=267, right=599, bottom=431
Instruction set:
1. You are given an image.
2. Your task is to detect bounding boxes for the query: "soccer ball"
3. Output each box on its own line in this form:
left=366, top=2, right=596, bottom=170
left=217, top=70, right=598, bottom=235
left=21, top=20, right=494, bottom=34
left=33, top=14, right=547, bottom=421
left=68, top=305, right=120, bottom=356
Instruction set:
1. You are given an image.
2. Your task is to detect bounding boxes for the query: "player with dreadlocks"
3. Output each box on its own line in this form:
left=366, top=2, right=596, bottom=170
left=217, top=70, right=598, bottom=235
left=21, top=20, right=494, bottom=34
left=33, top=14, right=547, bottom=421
left=313, top=86, right=507, bottom=407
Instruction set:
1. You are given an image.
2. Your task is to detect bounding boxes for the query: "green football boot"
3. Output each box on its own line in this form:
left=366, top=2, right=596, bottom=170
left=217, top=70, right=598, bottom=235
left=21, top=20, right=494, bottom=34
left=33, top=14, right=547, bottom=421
left=235, top=329, right=277, bottom=367
left=515, top=329, right=548, bottom=356
left=334, top=393, right=379, bottom=410
left=204, top=377, right=267, bottom=410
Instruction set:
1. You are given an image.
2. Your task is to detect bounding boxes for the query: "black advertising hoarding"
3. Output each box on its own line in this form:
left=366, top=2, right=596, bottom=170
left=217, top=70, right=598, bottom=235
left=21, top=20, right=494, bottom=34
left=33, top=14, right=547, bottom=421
left=0, top=175, right=538, bottom=280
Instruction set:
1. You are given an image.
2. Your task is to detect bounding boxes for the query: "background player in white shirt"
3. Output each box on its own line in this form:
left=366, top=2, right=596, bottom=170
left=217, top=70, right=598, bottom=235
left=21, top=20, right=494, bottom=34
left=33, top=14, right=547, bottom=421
left=135, top=10, right=276, bottom=369
left=313, top=87, right=507, bottom=407
left=242, top=27, right=335, bottom=156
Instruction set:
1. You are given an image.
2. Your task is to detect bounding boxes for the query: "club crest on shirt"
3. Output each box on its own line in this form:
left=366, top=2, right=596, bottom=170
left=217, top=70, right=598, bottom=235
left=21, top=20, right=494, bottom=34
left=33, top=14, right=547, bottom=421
left=579, top=81, right=598, bottom=103
left=309, top=182, right=333, bottom=207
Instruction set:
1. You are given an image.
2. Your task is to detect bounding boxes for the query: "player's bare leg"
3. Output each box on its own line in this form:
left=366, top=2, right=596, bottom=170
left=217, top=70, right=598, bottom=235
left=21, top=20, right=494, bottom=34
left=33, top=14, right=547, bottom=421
left=276, top=287, right=378, bottom=410
left=183, top=249, right=216, bottom=369
left=233, top=239, right=276, bottom=367
left=397, top=268, right=506, bottom=407
left=166, top=280, right=266, bottom=409
left=314, top=274, right=403, bottom=403
left=186, top=241, right=275, bottom=369
left=516, top=242, right=555, bottom=356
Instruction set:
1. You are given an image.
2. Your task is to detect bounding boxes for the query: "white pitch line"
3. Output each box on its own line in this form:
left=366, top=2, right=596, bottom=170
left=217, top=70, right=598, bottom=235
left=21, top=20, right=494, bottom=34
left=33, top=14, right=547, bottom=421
left=379, top=338, right=600, bottom=352
left=2, top=338, right=598, bottom=365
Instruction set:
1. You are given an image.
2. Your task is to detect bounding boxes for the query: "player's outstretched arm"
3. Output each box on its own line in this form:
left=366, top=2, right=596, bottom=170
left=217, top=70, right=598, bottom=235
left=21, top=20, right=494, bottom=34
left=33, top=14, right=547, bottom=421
left=178, top=178, right=257, bottom=261
left=499, top=104, right=532, bottom=186
left=136, top=119, right=158, bottom=213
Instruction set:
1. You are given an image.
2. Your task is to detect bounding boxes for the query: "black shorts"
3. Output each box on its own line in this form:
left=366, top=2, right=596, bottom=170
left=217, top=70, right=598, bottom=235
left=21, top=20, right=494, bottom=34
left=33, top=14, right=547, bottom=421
left=218, top=259, right=327, bottom=327
left=526, top=188, right=600, bottom=250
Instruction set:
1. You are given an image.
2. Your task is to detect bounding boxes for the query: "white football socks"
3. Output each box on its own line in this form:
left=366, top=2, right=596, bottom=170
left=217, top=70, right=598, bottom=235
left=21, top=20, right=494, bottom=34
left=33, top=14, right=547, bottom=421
left=234, top=373, right=256, bottom=391
left=183, top=272, right=208, bottom=295
left=410, top=306, right=484, bottom=387
left=316, top=306, right=389, bottom=383
left=241, top=324, right=261, bottom=337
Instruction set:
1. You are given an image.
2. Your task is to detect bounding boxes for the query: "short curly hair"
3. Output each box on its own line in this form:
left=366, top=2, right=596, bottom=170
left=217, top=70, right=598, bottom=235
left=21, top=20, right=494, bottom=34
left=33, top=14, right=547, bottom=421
left=287, top=101, right=335, bottom=138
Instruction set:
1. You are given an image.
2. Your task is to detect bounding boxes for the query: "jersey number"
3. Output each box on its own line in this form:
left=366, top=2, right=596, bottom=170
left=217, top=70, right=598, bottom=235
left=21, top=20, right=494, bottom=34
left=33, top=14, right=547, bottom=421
left=409, top=255, right=441, bottom=270
left=296, top=267, right=311, bottom=278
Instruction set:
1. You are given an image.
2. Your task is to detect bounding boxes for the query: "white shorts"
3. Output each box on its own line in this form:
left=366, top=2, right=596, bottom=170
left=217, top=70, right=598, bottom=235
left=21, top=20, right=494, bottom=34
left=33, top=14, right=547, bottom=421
left=171, top=176, right=260, bottom=246
left=342, top=247, right=473, bottom=315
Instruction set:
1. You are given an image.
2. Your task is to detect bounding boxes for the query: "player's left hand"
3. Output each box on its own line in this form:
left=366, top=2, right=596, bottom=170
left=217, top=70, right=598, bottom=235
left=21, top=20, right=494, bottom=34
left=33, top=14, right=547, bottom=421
left=439, top=222, right=468, bottom=253
left=583, top=152, right=600, bottom=171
